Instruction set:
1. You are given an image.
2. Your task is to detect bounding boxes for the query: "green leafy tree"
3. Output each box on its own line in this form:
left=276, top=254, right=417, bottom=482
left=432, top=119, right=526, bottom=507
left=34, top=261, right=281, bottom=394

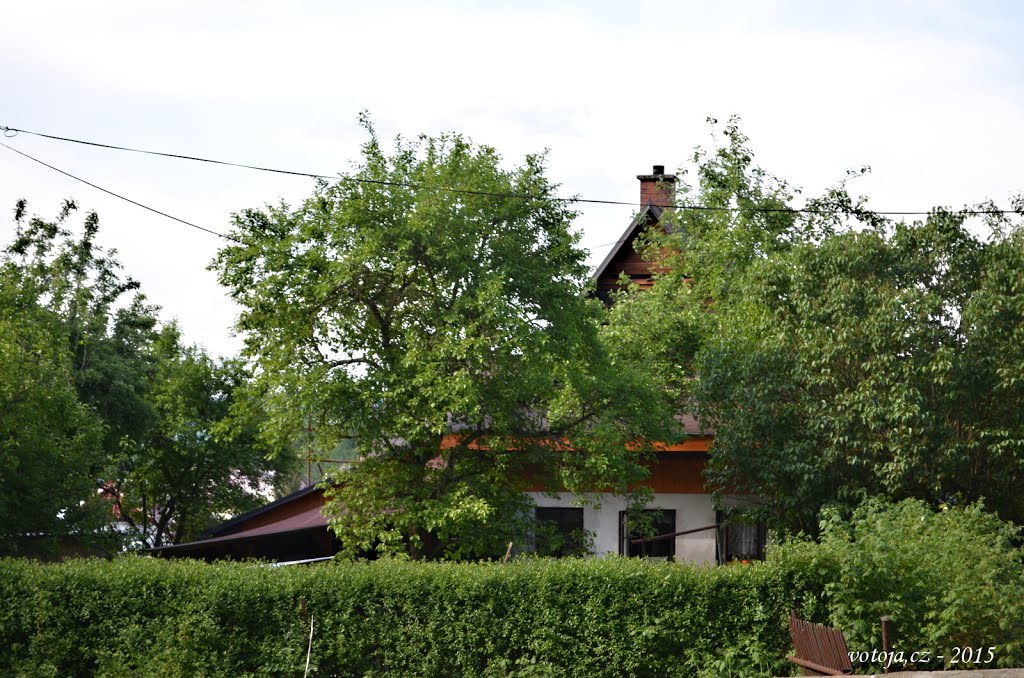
left=107, top=324, right=293, bottom=548
left=0, top=261, right=107, bottom=555
left=608, top=118, right=1024, bottom=533
left=695, top=212, right=1024, bottom=532
left=602, top=118, right=807, bottom=413
left=4, top=201, right=293, bottom=550
left=214, top=119, right=672, bottom=559
left=8, top=199, right=159, bottom=468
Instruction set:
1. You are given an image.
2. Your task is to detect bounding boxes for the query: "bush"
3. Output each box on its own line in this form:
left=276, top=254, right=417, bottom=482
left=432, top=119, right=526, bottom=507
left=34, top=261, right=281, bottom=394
left=0, top=555, right=826, bottom=677
left=775, top=499, right=1024, bottom=672
left=9, top=503, right=1016, bottom=675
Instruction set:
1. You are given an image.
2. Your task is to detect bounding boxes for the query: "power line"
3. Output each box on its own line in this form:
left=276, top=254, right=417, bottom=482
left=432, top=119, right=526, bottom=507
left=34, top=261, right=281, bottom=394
left=589, top=237, right=631, bottom=250
left=0, top=137, right=620, bottom=252
left=3, top=124, right=593, bottom=205
left=3, top=125, right=1021, bottom=253
left=0, top=142, right=244, bottom=244
left=3, top=125, right=333, bottom=180
left=7, top=124, right=1020, bottom=218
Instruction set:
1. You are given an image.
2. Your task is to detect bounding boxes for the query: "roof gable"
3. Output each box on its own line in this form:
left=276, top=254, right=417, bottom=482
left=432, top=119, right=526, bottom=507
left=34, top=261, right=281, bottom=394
left=591, top=204, right=663, bottom=302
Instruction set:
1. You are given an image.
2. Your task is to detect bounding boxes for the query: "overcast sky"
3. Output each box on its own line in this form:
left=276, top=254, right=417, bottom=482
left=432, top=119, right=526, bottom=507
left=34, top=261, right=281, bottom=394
left=2, top=1, right=1022, bottom=358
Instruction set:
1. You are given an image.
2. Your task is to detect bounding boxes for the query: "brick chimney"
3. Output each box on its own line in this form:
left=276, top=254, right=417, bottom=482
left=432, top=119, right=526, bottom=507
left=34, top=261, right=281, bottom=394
left=637, top=165, right=677, bottom=209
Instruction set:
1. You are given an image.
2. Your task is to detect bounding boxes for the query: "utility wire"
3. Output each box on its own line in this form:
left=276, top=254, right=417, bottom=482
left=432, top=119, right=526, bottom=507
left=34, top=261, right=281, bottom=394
left=3, top=125, right=333, bottom=180
left=3, top=125, right=1021, bottom=252
left=0, top=141, right=244, bottom=244
left=3, top=124, right=595, bottom=205
left=6, top=125, right=1020, bottom=218
left=0, top=136, right=619, bottom=251
left=2, top=124, right=660, bottom=208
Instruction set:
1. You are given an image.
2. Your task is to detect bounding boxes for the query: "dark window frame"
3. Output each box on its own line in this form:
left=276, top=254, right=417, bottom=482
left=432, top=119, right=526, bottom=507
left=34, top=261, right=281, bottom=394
left=534, top=506, right=585, bottom=557
left=619, top=509, right=676, bottom=558
left=715, top=510, right=767, bottom=564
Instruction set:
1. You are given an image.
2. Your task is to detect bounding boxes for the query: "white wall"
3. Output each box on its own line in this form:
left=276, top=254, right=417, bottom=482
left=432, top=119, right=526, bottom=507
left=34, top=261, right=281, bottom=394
left=527, top=491, right=718, bottom=564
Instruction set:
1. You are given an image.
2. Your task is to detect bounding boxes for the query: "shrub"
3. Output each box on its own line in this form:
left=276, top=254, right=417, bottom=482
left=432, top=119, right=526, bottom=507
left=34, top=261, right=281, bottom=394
left=775, top=499, right=1024, bottom=672
left=0, top=555, right=826, bottom=677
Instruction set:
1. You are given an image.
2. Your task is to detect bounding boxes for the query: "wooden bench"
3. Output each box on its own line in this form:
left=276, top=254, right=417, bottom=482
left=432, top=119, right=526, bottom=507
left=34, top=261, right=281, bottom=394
left=787, top=611, right=896, bottom=676
left=787, top=611, right=854, bottom=676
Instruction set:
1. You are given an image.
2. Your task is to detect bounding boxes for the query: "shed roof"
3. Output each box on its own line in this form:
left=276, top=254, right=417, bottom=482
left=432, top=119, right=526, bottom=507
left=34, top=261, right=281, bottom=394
left=205, top=483, right=322, bottom=538
left=147, top=501, right=329, bottom=556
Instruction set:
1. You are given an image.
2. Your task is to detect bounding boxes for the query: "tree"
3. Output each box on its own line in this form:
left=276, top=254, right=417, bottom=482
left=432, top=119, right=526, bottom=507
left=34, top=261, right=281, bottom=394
left=0, top=260, right=107, bottom=555
left=701, top=210, right=1024, bottom=533
left=3, top=201, right=293, bottom=551
left=601, top=118, right=805, bottom=408
left=214, top=119, right=673, bottom=559
left=8, top=199, right=160, bottom=471
left=106, top=324, right=293, bottom=548
left=608, top=118, right=1024, bottom=533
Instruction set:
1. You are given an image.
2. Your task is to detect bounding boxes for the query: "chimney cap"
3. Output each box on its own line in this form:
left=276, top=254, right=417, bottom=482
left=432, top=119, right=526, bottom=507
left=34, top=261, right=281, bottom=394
left=637, top=165, right=677, bottom=182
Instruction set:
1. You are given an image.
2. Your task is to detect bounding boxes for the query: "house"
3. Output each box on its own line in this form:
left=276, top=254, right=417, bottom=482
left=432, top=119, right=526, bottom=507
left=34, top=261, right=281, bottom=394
left=150, top=166, right=765, bottom=564
left=529, top=166, right=764, bottom=564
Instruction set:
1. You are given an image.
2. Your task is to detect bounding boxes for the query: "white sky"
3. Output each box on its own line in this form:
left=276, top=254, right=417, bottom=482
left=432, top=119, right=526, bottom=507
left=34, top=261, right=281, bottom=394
left=2, top=0, right=1022, bottom=358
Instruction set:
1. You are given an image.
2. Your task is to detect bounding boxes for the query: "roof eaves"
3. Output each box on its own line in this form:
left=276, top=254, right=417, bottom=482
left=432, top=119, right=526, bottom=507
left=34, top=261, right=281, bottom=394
left=145, top=523, right=327, bottom=555
left=590, top=204, right=662, bottom=282
left=147, top=504, right=330, bottom=554
left=204, top=483, right=323, bottom=538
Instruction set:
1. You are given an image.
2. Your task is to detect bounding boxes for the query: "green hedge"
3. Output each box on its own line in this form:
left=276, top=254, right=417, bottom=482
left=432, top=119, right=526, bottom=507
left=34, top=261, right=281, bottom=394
left=0, top=556, right=827, bottom=677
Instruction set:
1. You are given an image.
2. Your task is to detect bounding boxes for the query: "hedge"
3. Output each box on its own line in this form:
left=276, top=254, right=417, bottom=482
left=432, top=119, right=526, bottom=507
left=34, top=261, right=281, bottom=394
left=0, top=555, right=827, bottom=677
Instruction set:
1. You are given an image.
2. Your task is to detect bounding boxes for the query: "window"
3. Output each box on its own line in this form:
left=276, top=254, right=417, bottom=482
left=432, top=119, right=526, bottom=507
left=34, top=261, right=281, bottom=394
left=619, top=509, right=676, bottom=558
left=534, top=507, right=585, bottom=557
left=716, top=511, right=766, bottom=563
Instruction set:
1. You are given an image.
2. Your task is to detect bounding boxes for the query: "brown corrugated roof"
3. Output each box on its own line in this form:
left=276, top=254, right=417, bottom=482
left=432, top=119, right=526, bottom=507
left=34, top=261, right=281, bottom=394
left=205, top=483, right=322, bottom=537
left=148, top=502, right=328, bottom=554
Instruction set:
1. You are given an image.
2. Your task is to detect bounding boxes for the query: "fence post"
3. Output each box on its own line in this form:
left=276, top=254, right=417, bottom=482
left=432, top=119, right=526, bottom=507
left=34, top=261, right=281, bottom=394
left=881, top=615, right=894, bottom=673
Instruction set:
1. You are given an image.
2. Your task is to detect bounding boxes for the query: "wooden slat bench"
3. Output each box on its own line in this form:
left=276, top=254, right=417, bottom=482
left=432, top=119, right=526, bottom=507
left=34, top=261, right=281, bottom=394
left=787, top=611, right=854, bottom=676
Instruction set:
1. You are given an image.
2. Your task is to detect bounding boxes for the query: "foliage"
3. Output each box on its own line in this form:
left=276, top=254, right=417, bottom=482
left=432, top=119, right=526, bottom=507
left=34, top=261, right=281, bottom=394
left=214, top=117, right=674, bottom=560
left=2, top=201, right=293, bottom=551
left=698, top=210, right=1024, bottom=532
left=607, top=117, right=1024, bottom=533
left=775, top=499, right=1024, bottom=672
left=0, top=259, right=107, bottom=555
left=107, top=324, right=293, bottom=547
left=0, top=555, right=827, bottom=677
